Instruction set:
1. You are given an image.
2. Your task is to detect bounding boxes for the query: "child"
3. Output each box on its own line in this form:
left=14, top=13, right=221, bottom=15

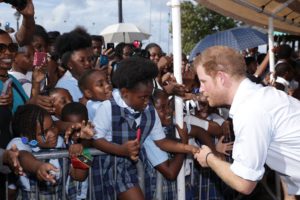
left=78, top=69, right=112, bottom=120
left=92, top=57, right=199, bottom=200
left=184, top=99, right=236, bottom=199
left=61, top=102, right=94, bottom=200
left=6, top=104, right=64, bottom=199
left=48, top=87, right=73, bottom=120
left=141, top=89, right=188, bottom=200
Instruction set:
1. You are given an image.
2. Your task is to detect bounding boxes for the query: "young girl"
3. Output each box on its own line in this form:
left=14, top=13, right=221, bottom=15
left=6, top=104, right=85, bottom=199
left=7, top=104, right=63, bottom=199
left=141, top=89, right=188, bottom=200
left=92, top=57, right=199, bottom=200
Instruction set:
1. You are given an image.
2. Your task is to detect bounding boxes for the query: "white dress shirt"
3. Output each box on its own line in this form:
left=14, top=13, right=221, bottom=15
left=229, top=78, right=300, bottom=194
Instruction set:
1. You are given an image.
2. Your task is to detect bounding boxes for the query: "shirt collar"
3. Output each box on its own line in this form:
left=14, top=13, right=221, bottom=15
left=229, top=78, right=261, bottom=118
left=112, top=89, right=143, bottom=114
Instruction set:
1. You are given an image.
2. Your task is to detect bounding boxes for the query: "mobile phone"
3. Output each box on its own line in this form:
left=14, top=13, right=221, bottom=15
left=4, top=0, right=27, bottom=11
left=1, top=78, right=13, bottom=96
left=106, top=43, right=114, bottom=51
left=71, top=154, right=93, bottom=170
left=33, top=52, right=47, bottom=66
left=99, top=55, right=109, bottom=67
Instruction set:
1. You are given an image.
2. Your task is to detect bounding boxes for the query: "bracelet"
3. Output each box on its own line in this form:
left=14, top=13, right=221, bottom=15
left=205, top=152, right=213, bottom=167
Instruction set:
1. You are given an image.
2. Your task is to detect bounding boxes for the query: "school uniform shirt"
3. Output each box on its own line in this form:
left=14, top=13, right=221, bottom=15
left=56, top=70, right=82, bottom=102
left=229, top=78, right=300, bottom=195
left=86, top=100, right=103, bottom=121
left=93, top=89, right=166, bottom=142
left=8, top=71, right=32, bottom=97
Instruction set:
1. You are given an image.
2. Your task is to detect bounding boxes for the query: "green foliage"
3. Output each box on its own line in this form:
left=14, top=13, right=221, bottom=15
left=176, top=1, right=238, bottom=54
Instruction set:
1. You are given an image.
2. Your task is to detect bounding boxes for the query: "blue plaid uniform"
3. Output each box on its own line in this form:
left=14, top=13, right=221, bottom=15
left=191, top=135, right=236, bottom=200
left=18, top=159, right=64, bottom=200
left=140, top=126, right=178, bottom=200
left=92, top=98, right=156, bottom=200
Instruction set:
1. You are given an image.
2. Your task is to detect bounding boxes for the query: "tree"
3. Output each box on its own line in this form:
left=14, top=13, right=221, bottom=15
left=178, top=1, right=238, bottom=55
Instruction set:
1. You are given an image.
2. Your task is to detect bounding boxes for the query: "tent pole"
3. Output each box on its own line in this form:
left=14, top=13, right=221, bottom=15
left=268, top=17, right=275, bottom=73
left=167, top=0, right=185, bottom=199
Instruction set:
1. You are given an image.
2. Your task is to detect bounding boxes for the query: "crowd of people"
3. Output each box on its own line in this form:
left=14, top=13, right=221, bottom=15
left=1, top=0, right=300, bottom=200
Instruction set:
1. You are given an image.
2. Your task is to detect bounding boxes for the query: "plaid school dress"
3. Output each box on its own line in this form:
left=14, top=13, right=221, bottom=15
left=18, top=159, right=64, bottom=200
left=92, top=98, right=156, bottom=200
left=140, top=126, right=178, bottom=200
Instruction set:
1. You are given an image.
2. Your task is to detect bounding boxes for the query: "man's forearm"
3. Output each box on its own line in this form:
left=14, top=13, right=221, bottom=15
left=206, top=153, right=257, bottom=195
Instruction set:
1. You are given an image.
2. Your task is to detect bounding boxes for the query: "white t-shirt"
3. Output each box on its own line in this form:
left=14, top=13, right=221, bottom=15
left=229, top=78, right=300, bottom=194
left=56, top=71, right=82, bottom=102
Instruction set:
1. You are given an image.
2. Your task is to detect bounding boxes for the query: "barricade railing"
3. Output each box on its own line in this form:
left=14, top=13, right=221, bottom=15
left=5, top=148, right=281, bottom=200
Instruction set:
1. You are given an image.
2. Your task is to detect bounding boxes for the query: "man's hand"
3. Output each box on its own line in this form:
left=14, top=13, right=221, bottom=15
left=3, top=144, right=24, bottom=175
left=194, top=145, right=213, bottom=167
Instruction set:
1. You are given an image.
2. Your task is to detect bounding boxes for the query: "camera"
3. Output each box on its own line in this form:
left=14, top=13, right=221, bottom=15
left=4, top=0, right=27, bottom=11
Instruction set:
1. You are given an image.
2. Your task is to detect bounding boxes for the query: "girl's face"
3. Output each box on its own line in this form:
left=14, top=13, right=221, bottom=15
left=69, top=48, right=94, bottom=79
left=32, top=35, right=48, bottom=52
left=154, top=95, right=172, bottom=126
left=0, top=33, right=17, bottom=71
left=36, top=114, right=58, bottom=149
left=13, top=46, right=34, bottom=73
left=50, top=89, right=73, bottom=118
left=122, top=45, right=133, bottom=60
left=86, top=71, right=112, bottom=101
left=148, top=46, right=162, bottom=64
left=121, top=82, right=153, bottom=112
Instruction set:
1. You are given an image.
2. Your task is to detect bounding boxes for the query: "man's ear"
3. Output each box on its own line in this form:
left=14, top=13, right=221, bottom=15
left=216, top=71, right=227, bottom=85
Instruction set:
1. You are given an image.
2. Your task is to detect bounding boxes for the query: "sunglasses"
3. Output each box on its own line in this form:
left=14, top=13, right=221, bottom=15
left=21, top=137, right=38, bottom=147
left=0, top=43, right=18, bottom=53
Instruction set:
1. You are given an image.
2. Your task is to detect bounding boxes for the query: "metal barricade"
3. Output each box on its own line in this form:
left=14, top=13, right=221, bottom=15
left=4, top=148, right=281, bottom=200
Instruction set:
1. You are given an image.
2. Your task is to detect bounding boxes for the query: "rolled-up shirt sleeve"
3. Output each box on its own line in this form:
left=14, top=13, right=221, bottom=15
left=230, top=108, right=271, bottom=181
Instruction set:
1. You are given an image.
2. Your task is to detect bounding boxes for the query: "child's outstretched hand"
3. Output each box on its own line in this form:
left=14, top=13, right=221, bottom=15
left=216, top=136, right=233, bottom=156
left=122, top=138, right=140, bottom=161
left=37, top=163, right=59, bottom=184
left=175, top=123, right=189, bottom=144
left=79, top=121, right=95, bottom=140
left=69, top=143, right=83, bottom=158
left=65, top=121, right=95, bottom=144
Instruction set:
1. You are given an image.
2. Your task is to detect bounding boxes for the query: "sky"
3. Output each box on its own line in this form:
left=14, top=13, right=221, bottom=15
left=0, top=0, right=177, bottom=53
